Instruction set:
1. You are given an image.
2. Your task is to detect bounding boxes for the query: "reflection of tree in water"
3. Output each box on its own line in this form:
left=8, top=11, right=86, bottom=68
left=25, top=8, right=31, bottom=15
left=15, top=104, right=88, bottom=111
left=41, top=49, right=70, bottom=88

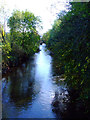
left=52, top=88, right=88, bottom=120
left=52, top=87, right=69, bottom=119
left=8, top=58, right=38, bottom=110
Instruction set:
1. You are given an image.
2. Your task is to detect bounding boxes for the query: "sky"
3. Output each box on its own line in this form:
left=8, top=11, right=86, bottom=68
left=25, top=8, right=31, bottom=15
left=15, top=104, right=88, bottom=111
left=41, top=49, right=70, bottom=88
left=0, top=0, right=70, bottom=35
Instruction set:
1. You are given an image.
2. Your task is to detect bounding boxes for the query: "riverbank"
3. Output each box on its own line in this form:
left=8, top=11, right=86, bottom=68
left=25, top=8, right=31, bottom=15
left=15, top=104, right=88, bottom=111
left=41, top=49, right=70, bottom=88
left=2, top=54, right=28, bottom=75
left=51, top=75, right=89, bottom=120
left=46, top=46, right=89, bottom=119
left=2, top=47, right=40, bottom=75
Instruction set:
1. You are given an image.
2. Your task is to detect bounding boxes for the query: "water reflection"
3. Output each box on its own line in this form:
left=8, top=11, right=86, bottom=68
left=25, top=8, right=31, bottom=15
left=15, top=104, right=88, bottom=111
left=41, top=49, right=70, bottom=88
left=2, top=44, right=57, bottom=118
left=2, top=57, right=37, bottom=118
left=2, top=44, right=70, bottom=119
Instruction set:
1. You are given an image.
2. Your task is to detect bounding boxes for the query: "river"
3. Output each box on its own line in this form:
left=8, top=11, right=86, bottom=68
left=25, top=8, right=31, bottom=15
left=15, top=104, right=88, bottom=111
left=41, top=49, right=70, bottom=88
left=2, top=44, right=68, bottom=119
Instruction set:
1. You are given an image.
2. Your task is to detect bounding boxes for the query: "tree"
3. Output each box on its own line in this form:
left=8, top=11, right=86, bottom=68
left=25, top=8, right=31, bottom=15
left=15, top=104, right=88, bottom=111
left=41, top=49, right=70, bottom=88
left=8, top=10, right=41, bottom=53
left=2, top=9, right=41, bottom=73
left=43, top=2, right=90, bottom=106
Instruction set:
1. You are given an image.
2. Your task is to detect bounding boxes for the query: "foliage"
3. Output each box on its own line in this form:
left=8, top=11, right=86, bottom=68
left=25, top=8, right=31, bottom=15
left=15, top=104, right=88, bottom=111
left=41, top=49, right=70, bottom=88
left=2, top=10, right=41, bottom=73
left=42, top=2, right=90, bottom=104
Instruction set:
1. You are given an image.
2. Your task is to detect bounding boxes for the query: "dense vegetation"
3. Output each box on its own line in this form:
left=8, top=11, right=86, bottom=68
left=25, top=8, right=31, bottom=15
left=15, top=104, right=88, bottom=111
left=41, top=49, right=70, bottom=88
left=42, top=2, right=90, bottom=113
left=1, top=10, right=41, bottom=73
left=1, top=1, right=90, bottom=117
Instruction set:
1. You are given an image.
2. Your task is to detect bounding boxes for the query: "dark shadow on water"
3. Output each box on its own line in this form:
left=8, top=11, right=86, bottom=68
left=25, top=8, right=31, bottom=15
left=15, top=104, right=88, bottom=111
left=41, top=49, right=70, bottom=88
left=52, top=87, right=89, bottom=120
left=2, top=57, right=39, bottom=117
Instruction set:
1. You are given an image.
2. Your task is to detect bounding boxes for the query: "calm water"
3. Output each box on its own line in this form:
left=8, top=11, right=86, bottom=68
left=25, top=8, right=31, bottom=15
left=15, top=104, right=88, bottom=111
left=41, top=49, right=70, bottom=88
left=2, top=44, right=67, bottom=119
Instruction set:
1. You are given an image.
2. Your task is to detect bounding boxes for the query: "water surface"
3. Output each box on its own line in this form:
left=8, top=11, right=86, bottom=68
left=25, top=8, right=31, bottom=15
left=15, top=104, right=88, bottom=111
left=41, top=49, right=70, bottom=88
left=2, top=44, right=66, bottom=119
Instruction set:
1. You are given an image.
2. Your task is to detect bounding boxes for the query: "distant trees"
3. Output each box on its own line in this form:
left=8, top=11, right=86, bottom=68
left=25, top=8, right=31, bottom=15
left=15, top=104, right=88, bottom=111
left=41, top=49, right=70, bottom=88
left=42, top=2, right=90, bottom=105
